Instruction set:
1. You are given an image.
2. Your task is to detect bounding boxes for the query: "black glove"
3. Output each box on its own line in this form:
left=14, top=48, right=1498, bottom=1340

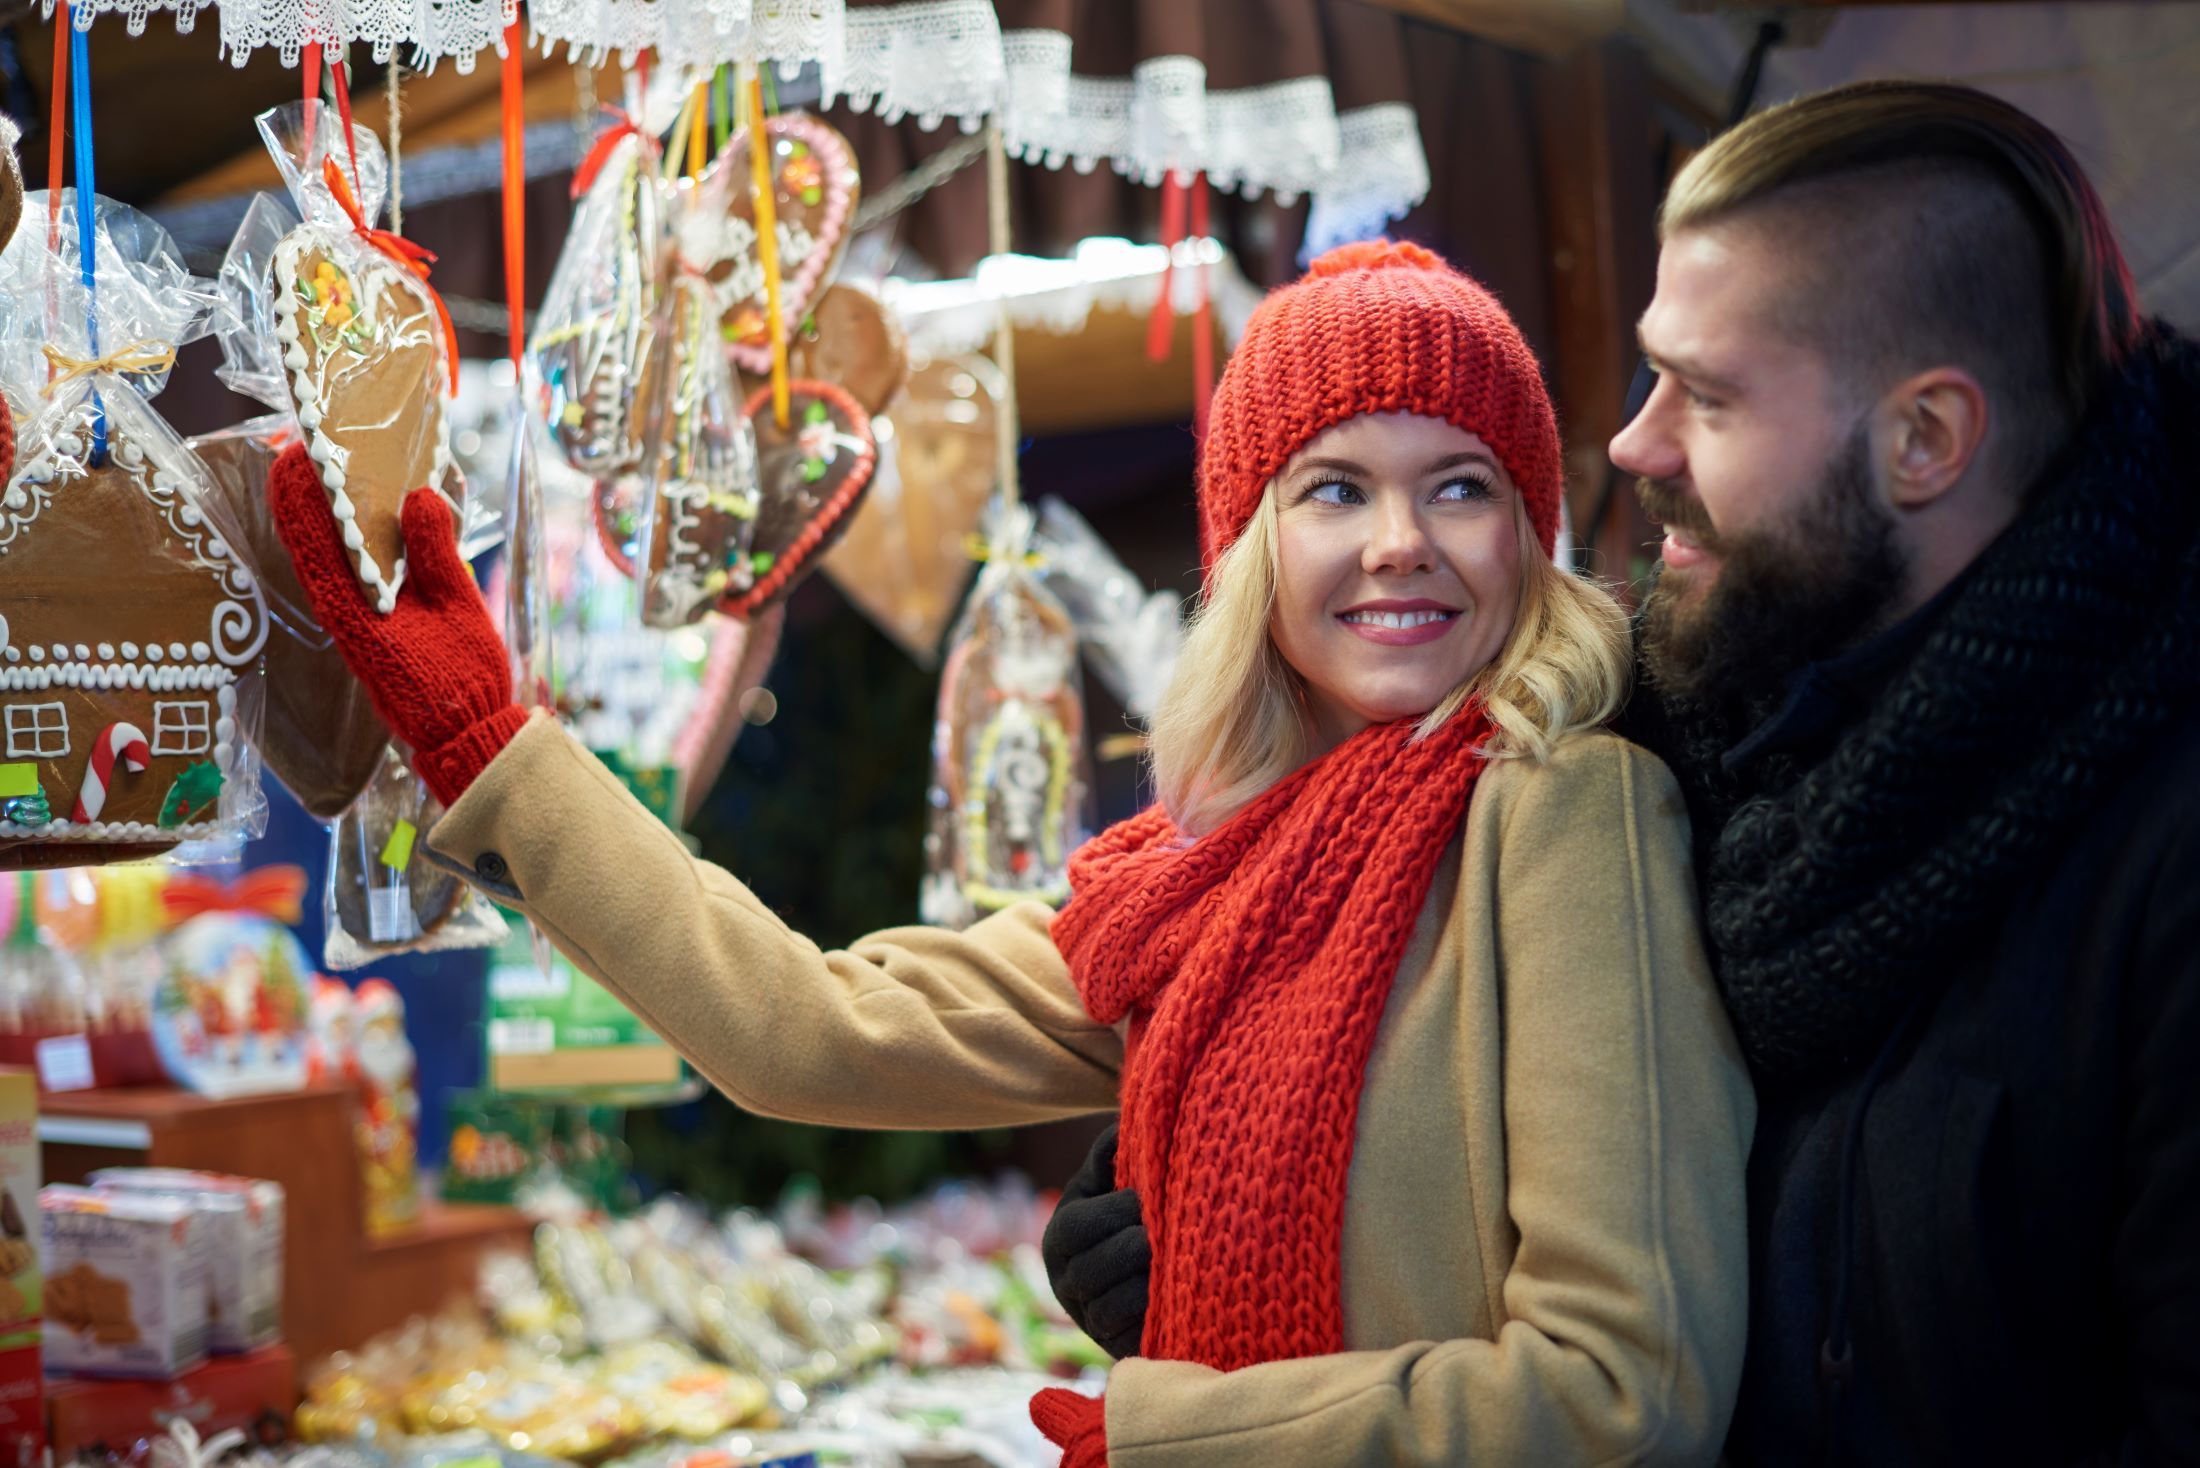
left=1042, top=1120, right=1151, bottom=1359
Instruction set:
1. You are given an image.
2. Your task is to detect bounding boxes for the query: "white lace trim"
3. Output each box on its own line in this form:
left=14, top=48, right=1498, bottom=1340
left=528, top=0, right=844, bottom=71
left=44, top=0, right=210, bottom=42
left=822, top=0, right=1002, bottom=131
left=1304, top=103, right=1433, bottom=258
left=75, top=0, right=1424, bottom=244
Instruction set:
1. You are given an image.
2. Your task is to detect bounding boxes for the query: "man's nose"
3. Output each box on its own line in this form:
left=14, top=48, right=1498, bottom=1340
left=1610, top=379, right=1686, bottom=484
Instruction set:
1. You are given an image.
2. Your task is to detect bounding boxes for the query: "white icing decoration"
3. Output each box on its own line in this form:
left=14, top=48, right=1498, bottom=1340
left=27, top=646, right=42, bottom=660
left=73, top=644, right=89, bottom=660
left=121, top=642, right=139, bottom=658
left=169, top=643, right=186, bottom=659
left=98, top=643, right=114, bottom=659
left=146, top=645, right=164, bottom=662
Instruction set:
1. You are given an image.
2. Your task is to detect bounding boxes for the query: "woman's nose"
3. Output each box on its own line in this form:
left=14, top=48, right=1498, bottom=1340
left=1364, top=496, right=1437, bottom=575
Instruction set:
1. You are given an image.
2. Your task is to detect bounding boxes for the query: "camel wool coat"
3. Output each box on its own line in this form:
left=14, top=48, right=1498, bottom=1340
left=427, top=714, right=1755, bottom=1466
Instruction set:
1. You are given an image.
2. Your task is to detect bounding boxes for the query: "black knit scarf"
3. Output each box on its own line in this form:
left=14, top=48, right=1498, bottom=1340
left=1636, top=326, right=2200, bottom=1090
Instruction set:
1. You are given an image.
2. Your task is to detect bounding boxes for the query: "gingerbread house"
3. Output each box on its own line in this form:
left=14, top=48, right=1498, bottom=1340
left=0, top=402, right=268, bottom=856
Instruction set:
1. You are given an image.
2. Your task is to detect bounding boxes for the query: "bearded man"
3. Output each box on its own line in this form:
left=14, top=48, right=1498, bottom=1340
left=1043, top=80, right=2200, bottom=1464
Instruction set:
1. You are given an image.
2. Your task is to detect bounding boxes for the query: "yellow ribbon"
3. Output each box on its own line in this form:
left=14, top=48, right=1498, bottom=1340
left=40, top=339, right=177, bottom=395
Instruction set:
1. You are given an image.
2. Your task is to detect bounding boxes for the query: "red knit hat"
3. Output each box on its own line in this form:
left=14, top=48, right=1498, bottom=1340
left=1198, top=240, right=1563, bottom=570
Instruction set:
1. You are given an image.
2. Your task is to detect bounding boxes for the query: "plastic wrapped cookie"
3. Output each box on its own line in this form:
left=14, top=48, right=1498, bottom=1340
left=261, top=101, right=461, bottom=615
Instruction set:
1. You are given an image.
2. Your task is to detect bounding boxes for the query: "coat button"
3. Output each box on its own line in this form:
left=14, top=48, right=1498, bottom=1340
left=475, top=852, right=510, bottom=884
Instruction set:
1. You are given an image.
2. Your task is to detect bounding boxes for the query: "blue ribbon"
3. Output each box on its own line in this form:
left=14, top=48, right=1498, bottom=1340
left=69, top=22, right=103, bottom=465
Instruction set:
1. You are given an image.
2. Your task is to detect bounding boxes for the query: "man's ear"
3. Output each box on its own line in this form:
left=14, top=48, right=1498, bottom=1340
left=1875, top=367, right=1990, bottom=511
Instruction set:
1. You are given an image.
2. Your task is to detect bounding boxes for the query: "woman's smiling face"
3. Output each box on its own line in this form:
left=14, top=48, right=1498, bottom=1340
left=1268, top=412, right=1526, bottom=751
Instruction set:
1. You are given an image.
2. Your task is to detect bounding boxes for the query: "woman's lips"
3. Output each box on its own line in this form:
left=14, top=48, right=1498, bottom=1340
left=1337, top=607, right=1461, bottom=646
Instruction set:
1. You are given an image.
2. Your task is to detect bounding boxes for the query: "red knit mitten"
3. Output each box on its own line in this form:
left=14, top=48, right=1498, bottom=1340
left=1, top=405, right=14, bottom=485
left=269, top=440, right=525, bottom=805
left=1030, top=1387, right=1107, bottom=1468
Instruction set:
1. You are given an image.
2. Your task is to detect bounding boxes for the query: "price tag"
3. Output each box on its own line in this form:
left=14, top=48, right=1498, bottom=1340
left=0, top=764, right=37, bottom=799
left=379, top=818, right=418, bottom=871
left=35, top=1033, right=96, bottom=1092
left=367, top=886, right=418, bottom=943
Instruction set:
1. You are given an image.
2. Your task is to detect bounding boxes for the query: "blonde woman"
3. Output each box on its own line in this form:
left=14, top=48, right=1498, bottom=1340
left=273, top=241, right=1753, bottom=1465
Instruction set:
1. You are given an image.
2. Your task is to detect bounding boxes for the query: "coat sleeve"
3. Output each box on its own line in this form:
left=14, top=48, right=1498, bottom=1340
left=423, top=712, right=1122, bottom=1129
left=1104, top=737, right=1755, bottom=1467
left=2084, top=803, right=2200, bottom=1463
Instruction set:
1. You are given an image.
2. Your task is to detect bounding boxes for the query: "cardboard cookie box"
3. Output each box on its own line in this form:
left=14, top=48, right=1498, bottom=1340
left=91, top=1168, right=284, bottom=1354
left=0, top=1068, right=41, bottom=1461
left=40, top=1184, right=211, bottom=1379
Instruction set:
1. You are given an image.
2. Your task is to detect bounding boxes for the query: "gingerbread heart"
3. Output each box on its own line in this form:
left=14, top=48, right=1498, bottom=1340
left=534, top=129, right=664, bottom=480
left=609, top=382, right=878, bottom=623
left=726, top=382, right=877, bottom=617
left=191, top=423, right=392, bottom=821
left=705, top=112, right=860, bottom=376
left=737, top=282, right=908, bottom=418
left=635, top=275, right=764, bottom=630
left=274, top=235, right=457, bottom=614
left=823, top=355, right=1002, bottom=662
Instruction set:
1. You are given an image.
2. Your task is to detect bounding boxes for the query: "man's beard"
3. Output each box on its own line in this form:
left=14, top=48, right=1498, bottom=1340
left=1638, top=425, right=1908, bottom=705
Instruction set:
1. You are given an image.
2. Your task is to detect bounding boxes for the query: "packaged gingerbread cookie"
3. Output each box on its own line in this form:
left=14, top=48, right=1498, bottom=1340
left=0, top=192, right=271, bottom=869
left=531, top=77, right=674, bottom=482
left=629, top=172, right=765, bottom=630
left=322, top=743, right=506, bottom=971
left=255, top=100, right=467, bottom=616
left=920, top=501, right=1093, bottom=929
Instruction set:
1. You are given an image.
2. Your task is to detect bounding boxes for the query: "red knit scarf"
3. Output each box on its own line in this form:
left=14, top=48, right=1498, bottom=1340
left=1053, top=706, right=1495, bottom=1370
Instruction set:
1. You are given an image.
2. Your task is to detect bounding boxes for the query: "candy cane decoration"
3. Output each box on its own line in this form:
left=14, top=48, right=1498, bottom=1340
left=71, top=722, right=151, bottom=824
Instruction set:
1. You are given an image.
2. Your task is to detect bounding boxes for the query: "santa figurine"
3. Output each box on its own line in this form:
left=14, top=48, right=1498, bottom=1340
left=305, top=976, right=358, bottom=1086
left=351, top=978, right=421, bottom=1234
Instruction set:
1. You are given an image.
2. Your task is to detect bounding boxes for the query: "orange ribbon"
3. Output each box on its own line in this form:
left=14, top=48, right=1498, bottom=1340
left=161, top=866, right=309, bottom=927
left=322, top=156, right=461, bottom=394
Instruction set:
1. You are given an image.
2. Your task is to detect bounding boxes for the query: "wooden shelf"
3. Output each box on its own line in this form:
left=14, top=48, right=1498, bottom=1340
left=40, top=1084, right=533, bottom=1367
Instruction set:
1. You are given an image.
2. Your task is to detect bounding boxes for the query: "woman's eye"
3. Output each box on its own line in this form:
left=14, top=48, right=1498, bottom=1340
left=1684, top=386, right=1720, bottom=410
left=1433, top=476, right=1494, bottom=503
left=1308, top=480, right=1365, bottom=506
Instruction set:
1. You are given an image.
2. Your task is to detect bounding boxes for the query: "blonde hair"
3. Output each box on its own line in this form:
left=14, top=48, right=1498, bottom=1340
left=1149, top=489, right=1632, bottom=836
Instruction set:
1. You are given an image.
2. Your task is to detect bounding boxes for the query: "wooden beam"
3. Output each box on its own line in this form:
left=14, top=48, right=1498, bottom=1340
left=1531, top=38, right=1662, bottom=593
left=1356, top=0, right=1624, bottom=57
left=153, top=57, right=611, bottom=205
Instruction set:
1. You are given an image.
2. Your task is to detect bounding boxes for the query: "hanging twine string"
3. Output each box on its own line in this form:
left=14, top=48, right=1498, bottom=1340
left=387, top=58, right=403, bottom=235
left=743, top=59, right=790, bottom=428
left=40, top=340, right=176, bottom=393
left=985, top=117, right=1022, bottom=506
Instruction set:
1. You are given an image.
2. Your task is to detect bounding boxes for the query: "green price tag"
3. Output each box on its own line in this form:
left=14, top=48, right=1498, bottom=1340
left=0, top=765, right=36, bottom=799
left=379, top=818, right=418, bottom=871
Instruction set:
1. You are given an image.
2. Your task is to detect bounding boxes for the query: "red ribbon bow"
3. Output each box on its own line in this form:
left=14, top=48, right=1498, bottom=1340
left=322, top=156, right=461, bottom=395
left=161, top=867, right=309, bottom=928
left=570, top=111, right=658, bottom=200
